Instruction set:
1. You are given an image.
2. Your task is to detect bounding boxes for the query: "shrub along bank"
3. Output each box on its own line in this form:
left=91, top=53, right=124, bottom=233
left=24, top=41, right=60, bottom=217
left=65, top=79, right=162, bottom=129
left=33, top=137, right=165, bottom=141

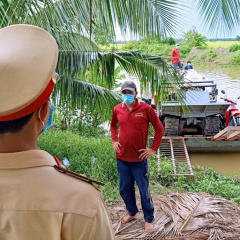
left=119, top=40, right=240, bottom=68
left=38, top=130, right=240, bottom=204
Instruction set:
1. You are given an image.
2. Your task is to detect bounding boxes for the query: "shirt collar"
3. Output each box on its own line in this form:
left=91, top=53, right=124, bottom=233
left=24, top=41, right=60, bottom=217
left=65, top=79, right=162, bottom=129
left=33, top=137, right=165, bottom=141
left=0, top=149, right=56, bottom=169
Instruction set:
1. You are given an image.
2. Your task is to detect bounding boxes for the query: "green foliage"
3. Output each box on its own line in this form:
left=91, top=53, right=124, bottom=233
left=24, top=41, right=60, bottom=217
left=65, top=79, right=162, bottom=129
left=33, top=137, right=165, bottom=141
left=207, top=41, right=240, bottom=48
left=208, top=50, right=217, bottom=60
left=121, top=39, right=173, bottom=57
left=101, top=182, right=120, bottom=205
left=196, top=45, right=208, bottom=50
left=201, top=53, right=207, bottom=59
left=162, top=37, right=176, bottom=45
left=52, top=108, right=108, bottom=137
left=152, top=156, right=240, bottom=203
left=142, top=36, right=162, bottom=44
left=229, top=44, right=240, bottom=52
left=186, top=52, right=197, bottom=60
left=187, top=166, right=240, bottom=203
left=179, top=44, right=192, bottom=58
left=230, top=51, right=240, bottom=65
left=93, top=23, right=115, bottom=46
left=38, top=130, right=118, bottom=184
left=38, top=130, right=240, bottom=204
left=183, top=27, right=208, bottom=47
left=148, top=156, right=177, bottom=186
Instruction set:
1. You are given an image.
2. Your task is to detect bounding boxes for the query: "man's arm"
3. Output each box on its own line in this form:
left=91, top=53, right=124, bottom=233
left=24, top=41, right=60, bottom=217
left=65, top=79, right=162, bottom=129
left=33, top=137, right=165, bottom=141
left=171, top=49, right=175, bottom=62
left=110, top=108, right=118, bottom=142
left=110, top=108, right=121, bottom=152
left=148, top=107, right=164, bottom=151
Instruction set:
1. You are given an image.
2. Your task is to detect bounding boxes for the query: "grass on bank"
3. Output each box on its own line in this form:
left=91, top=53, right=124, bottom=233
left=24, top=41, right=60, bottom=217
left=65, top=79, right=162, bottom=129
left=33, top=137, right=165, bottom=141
left=206, top=41, right=240, bottom=49
left=108, top=40, right=240, bottom=53
left=38, top=129, right=240, bottom=204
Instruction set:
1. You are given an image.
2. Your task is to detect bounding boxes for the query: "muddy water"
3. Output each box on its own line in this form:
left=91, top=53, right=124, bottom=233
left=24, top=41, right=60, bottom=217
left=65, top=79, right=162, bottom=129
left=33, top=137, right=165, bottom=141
left=190, top=67, right=240, bottom=175
left=189, top=152, right=240, bottom=175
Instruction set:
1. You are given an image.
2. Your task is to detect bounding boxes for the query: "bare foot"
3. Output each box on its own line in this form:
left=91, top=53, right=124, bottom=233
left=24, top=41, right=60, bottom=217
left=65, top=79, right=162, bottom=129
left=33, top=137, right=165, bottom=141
left=120, top=214, right=137, bottom=224
left=144, top=222, right=154, bottom=232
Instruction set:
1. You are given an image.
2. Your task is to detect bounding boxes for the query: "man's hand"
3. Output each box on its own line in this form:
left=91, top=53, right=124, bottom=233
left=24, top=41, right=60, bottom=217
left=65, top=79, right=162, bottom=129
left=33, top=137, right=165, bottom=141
left=139, top=148, right=155, bottom=160
left=113, top=141, right=121, bottom=153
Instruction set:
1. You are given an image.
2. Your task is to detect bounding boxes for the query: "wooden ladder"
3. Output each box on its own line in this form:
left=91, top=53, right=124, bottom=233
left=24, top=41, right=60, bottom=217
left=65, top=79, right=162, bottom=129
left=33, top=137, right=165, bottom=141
left=157, top=137, right=194, bottom=180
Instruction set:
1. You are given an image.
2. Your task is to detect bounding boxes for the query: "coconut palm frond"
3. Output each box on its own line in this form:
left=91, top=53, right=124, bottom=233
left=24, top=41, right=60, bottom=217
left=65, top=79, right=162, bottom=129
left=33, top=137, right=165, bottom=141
left=147, top=0, right=188, bottom=37
left=1, top=0, right=184, bottom=44
left=196, top=0, right=240, bottom=36
left=58, top=50, right=182, bottom=98
left=115, top=51, right=182, bottom=101
left=0, top=0, right=10, bottom=26
left=1, top=0, right=99, bottom=51
left=115, top=192, right=240, bottom=240
left=57, top=32, right=99, bottom=52
left=208, top=228, right=224, bottom=240
left=53, top=77, right=121, bottom=121
left=93, top=0, right=183, bottom=39
left=180, top=197, right=202, bottom=232
left=55, top=50, right=183, bottom=115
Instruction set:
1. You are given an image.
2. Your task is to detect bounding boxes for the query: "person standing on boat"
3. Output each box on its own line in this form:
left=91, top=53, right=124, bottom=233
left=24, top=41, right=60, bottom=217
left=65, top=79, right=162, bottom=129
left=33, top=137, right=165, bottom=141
left=110, top=80, right=164, bottom=233
left=184, top=61, right=193, bottom=70
left=171, top=43, right=183, bottom=69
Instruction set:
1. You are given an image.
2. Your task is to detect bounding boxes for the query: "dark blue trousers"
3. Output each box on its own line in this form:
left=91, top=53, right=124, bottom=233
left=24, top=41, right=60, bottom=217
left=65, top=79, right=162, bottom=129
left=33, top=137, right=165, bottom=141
left=117, top=158, right=154, bottom=223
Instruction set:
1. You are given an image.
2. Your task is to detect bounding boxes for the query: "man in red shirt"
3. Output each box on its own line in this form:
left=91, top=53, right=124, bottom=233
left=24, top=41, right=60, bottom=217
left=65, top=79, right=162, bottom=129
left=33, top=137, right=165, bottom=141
left=110, top=81, right=164, bottom=232
left=171, top=43, right=183, bottom=68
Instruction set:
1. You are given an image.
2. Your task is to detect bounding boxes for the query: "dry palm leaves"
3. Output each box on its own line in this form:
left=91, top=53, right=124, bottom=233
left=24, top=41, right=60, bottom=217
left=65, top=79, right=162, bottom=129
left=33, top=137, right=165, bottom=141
left=112, top=192, right=240, bottom=240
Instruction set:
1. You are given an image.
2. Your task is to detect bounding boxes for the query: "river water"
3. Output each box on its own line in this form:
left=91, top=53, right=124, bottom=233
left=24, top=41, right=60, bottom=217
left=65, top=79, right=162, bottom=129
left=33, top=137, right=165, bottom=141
left=190, top=66, right=240, bottom=175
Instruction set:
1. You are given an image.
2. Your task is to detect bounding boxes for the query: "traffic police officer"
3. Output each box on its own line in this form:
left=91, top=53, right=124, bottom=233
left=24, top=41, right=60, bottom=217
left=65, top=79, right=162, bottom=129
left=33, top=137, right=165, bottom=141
left=0, top=24, right=115, bottom=240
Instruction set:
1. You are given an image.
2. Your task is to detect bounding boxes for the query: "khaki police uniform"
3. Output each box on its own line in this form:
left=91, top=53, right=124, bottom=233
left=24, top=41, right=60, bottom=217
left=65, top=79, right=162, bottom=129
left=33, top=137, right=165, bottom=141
left=0, top=25, right=115, bottom=239
left=0, top=150, right=115, bottom=240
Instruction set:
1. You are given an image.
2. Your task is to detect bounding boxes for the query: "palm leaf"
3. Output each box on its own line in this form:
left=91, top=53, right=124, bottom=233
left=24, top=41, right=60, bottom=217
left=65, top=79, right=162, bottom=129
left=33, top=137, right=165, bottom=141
left=52, top=77, right=121, bottom=121
left=196, top=0, right=240, bottom=36
left=56, top=50, right=183, bottom=115
left=113, top=192, right=240, bottom=240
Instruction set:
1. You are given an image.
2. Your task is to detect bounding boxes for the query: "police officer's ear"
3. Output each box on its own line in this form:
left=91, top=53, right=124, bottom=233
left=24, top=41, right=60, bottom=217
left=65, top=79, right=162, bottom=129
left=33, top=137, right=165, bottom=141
left=38, top=101, right=50, bottom=125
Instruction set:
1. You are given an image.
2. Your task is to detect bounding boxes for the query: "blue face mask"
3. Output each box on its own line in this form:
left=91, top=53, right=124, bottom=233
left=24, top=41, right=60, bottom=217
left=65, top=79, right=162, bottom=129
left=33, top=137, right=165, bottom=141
left=176, top=46, right=179, bottom=49
left=187, top=63, right=191, bottom=66
left=122, top=94, right=135, bottom=104
left=42, top=105, right=55, bottom=133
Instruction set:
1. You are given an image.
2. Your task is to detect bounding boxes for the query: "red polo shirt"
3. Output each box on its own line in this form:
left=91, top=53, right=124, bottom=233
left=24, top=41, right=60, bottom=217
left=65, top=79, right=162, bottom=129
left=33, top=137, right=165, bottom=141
left=110, top=99, right=164, bottom=162
left=171, top=48, right=180, bottom=63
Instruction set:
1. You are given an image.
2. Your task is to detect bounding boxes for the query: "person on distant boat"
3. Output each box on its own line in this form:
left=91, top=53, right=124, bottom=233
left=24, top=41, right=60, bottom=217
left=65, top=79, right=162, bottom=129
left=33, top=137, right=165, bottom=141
left=184, top=61, right=193, bottom=70
left=171, top=43, right=183, bottom=69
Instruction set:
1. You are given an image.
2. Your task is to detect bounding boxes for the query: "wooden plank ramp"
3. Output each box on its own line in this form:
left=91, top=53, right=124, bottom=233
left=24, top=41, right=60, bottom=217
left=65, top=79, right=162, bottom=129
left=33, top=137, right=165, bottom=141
left=211, top=126, right=240, bottom=141
left=157, top=137, right=194, bottom=180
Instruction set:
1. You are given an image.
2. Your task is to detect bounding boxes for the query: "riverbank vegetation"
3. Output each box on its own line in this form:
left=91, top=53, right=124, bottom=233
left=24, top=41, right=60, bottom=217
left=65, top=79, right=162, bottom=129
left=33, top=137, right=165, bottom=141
left=38, top=128, right=240, bottom=204
left=106, top=28, right=240, bottom=73
left=112, top=38, right=240, bottom=70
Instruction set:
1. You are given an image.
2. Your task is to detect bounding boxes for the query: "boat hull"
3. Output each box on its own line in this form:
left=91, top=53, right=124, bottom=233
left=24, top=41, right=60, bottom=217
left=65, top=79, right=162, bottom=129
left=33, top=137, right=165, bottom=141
left=185, top=136, right=240, bottom=153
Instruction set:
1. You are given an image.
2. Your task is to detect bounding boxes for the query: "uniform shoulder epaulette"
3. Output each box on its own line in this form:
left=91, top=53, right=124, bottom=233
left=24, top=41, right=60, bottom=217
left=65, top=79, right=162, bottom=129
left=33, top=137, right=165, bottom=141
left=53, top=156, right=104, bottom=186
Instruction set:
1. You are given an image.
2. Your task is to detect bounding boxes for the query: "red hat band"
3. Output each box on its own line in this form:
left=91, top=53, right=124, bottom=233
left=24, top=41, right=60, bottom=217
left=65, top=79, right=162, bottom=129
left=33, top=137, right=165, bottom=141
left=0, top=79, right=55, bottom=121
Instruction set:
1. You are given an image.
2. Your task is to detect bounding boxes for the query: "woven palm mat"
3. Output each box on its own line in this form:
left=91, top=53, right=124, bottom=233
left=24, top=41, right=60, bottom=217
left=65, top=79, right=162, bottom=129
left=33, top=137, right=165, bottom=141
left=109, top=192, right=240, bottom=240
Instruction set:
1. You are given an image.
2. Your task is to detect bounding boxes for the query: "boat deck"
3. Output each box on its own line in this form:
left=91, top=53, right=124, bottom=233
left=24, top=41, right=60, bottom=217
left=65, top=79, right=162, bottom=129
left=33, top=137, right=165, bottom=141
left=211, top=126, right=240, bottom=141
